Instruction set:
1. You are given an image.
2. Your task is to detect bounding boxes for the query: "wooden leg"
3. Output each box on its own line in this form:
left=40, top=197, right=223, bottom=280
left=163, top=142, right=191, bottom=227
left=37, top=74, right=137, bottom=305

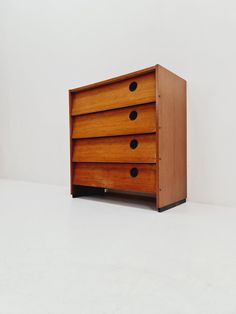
left=72, top=185, right=105, bottom=198
left=157, top=199, right=186, bottom=212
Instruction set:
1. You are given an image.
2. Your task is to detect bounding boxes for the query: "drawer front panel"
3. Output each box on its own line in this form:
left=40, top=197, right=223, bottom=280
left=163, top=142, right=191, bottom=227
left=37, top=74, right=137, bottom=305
left=73, top=163, right=156, bottom=193
left=71, top=73, right=156, bottom=116
left=72, top=134, right=156, bottom=163
left=72, top=103, right=156, bottom=139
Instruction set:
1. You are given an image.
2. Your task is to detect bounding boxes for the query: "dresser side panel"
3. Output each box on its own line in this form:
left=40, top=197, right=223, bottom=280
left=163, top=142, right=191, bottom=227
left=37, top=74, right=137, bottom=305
left=156, top=66, right=187, bottom=208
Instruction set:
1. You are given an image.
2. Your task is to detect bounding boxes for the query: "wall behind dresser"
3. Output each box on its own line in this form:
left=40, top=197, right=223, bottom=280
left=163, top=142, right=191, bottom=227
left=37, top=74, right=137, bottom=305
left=0, top=0, right=236, bottom=207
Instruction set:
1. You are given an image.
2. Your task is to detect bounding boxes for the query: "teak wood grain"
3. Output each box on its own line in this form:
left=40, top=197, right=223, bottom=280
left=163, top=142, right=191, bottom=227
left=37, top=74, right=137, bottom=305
left=69, top=65, right=187, bottom=211
left=156, top=65, right=187, bottom=209
left=73, top=163, right=156, bottom=193
left=71, top=73, right=155, bottom=116
left=72, top=134, right=156, bottom=163
left=72, top=103, right=156, bottom=139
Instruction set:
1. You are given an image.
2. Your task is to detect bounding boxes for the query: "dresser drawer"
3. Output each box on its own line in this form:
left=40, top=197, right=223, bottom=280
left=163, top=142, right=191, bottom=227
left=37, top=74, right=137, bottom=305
left=72, top=103, right=156, bottom=139
left=73, top=163, right=156, bottom=193
left=72, top=134, right=156, bottom=163
left=71, top=73, right=155, bottom=116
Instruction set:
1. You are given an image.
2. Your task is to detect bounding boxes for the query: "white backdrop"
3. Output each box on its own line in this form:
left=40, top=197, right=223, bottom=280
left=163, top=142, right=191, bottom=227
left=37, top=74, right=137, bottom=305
left=0, top=0, right=236, bottom=207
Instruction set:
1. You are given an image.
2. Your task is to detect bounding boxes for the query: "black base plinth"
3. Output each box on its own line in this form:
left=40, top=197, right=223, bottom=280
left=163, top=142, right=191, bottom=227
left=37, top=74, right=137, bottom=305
left=158, top=199, right=186, bottom=212
left=72, top=185, right=105, bottom=198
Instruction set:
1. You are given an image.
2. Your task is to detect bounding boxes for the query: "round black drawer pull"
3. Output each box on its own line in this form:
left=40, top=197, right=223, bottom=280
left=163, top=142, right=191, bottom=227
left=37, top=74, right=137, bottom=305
left=129, top=81, right=138, bottom=92
left=130, top=168, right=138, bottom=177
left=129, top=110, right=138, bottom=120
left=130, top=139, right=138, bottom=149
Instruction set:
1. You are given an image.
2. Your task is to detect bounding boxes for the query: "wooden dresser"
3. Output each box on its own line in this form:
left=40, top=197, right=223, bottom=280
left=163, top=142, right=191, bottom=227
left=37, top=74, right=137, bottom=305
left=69, top=65, right=187, bottom=211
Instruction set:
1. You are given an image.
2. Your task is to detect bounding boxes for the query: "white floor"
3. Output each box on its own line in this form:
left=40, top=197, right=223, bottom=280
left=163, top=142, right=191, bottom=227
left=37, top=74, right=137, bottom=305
left=0, top=180, right=236, bottom=314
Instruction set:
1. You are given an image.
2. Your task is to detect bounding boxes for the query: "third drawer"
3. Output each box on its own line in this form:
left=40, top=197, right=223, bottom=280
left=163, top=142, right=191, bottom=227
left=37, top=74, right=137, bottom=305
left=72, top=133, right=156, bottom=163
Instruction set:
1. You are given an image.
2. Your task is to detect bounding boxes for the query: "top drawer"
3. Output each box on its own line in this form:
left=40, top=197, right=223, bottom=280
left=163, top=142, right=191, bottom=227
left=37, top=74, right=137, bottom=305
left=71, top=73, right=156, bottom=116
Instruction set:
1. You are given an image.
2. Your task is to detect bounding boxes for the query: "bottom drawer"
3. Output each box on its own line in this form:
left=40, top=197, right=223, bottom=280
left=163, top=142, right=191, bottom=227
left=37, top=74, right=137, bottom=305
left=73, top=163, right=156, bottom=193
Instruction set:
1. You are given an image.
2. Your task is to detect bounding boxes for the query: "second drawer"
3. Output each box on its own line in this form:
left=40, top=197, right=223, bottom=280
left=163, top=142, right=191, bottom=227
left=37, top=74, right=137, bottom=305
left=72, top=134, right=156, bottom=163
left=72, top=103, right=156, bottom=139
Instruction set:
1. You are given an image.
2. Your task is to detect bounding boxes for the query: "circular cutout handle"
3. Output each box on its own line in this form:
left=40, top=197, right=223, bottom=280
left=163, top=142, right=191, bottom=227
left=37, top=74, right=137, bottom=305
left=130, top=168, right=138, bottom=177
left=129, top=81, right=138, bottom=92
left=129, top=110, right=138, bottom=121
left=130, top=139, right=138, bottom=150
